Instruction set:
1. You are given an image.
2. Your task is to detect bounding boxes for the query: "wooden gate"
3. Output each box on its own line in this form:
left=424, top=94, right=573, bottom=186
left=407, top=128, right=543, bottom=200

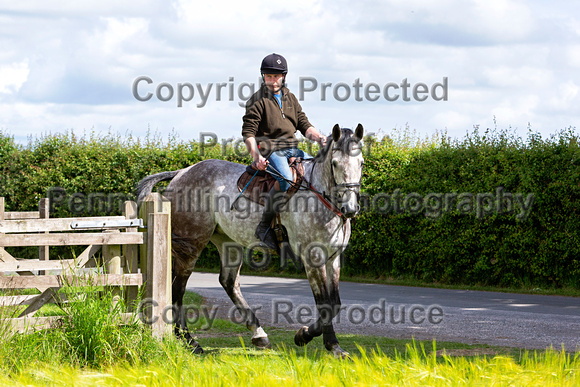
left=0, top=193, right=172, bottom=338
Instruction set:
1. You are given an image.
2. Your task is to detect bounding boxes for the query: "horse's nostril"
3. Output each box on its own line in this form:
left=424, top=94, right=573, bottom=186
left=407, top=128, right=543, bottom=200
left=341, top=206, right=358, bottom=218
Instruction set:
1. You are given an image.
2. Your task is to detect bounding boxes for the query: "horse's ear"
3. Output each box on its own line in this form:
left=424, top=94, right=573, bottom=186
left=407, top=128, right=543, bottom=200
left=332, top=124, right=341, bottom=142
left=354, top=123, right=364, bottom=141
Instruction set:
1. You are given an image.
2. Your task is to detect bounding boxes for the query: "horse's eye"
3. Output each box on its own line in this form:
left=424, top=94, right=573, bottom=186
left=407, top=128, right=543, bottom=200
left=332, top=160, right=339, bottom=168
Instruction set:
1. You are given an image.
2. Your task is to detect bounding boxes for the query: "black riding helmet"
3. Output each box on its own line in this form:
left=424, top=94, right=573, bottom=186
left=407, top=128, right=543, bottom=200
left=260, top=53, right=288, bottom=74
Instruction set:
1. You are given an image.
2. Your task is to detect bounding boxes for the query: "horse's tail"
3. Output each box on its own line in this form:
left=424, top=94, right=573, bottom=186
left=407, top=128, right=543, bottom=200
left=135, top=170, right=180, bottom=203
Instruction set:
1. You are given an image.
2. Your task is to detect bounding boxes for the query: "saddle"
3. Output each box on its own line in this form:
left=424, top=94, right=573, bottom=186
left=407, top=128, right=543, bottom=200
left=236, top=157, right=305, bottom=206
left=236, top=157, right=305, bottom=259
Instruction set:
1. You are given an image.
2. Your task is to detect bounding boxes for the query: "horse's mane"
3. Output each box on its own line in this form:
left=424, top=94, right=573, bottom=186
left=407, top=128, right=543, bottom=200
left=309, top=128, right=356, bottom=162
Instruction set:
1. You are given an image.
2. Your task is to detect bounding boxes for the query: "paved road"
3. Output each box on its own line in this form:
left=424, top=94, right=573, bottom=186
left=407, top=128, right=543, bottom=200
left=186, top=272, right=580, bottom=351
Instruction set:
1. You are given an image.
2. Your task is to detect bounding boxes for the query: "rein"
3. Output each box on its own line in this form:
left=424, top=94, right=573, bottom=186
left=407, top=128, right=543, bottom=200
left=266, top=143, right=361, bottom=223
left=264, top=137, right=363, bottom=255
left=307, top=182, right=347, bottom=222
left=265, top=162, right=346, bottom=220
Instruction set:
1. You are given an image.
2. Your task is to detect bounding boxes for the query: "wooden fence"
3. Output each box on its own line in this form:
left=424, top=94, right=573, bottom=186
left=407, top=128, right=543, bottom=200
left=0, top=193, right=172, bottom=338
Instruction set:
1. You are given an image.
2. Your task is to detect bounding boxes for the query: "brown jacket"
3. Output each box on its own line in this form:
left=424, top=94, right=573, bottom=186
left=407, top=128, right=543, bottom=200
left=242, top=84, right=312, bottom=156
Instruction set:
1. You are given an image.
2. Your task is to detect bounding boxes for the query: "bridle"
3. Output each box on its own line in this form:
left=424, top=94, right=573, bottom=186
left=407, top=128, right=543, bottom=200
left=304, top=140, right=363, bottom=220
left=328, top=146, right=363, bottom=205
left=265, top=139, right=363, bottom=221
left=264, top=139, right=362, bottom=254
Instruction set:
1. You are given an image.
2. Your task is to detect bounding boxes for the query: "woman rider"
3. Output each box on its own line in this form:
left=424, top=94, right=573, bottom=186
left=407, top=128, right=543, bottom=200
left=242, top=53, right=327, bottom=249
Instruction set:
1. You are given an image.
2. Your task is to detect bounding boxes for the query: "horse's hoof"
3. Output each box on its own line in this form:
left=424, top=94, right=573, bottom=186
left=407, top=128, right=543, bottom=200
left=252, top=336, right=272, bottom=349
left=191, top=343, right=205, bottom=354
left=294, top=326, right=313, bottom=347
left=328, top=344, right=350, bottom=359
left=186, top=338, right=205, bottom=354
left=177, top=331, right=205, bottom=354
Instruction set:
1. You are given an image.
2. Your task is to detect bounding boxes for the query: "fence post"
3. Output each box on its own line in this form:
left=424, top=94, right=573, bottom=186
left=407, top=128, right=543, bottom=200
left=124, top=200, right=139, bottom=310
left=103, top=230, right=122, bottom=306
left=139, top=193, right=172, bottom=338
left=39, top=198, right=49, bottom=275
left=0, top=197, right=5, bottom=264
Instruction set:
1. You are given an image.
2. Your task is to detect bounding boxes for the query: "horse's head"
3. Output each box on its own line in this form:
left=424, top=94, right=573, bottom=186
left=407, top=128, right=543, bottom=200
left=326, top=123, right=365, bottom=218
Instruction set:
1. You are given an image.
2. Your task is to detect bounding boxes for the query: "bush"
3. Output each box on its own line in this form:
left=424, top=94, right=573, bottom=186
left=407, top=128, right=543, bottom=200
left=1, top=126, right=579, bottom=288
left=346, top=127, right=580, bottom=288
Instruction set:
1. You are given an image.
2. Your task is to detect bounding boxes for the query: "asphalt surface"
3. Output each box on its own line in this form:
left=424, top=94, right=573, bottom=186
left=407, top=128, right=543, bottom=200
left=186, top=272, right=580, bottom=351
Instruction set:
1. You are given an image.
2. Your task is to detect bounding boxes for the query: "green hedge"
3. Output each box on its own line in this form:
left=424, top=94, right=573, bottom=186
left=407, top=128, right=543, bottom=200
left=1, top=128, right=579, bottom=288
left=346, top=128, right=580, bottom=288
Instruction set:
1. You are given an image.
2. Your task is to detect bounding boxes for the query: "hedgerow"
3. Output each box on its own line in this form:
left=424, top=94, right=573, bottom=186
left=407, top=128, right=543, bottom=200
left=347, top=127, right=580, bottom=288
left=1, top=126, right=578, bottom=288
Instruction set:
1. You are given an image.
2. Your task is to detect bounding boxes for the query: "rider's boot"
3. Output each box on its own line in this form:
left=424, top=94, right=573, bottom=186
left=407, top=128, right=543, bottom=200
left=255, top=186, right=282, bottom=250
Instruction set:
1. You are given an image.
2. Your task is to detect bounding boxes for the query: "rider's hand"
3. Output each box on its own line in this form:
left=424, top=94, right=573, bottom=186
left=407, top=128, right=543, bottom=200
left=255, top=155, right=269, bottom=171
left=319, top=135, right=327, bottom=147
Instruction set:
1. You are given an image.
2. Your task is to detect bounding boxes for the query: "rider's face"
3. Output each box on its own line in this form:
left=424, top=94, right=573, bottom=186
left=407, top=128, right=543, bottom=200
left=263, top=73, right=285, bottom=93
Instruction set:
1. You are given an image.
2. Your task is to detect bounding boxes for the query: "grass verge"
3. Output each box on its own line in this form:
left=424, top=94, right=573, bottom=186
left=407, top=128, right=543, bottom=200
left=1, top=288, right=578, bottom=386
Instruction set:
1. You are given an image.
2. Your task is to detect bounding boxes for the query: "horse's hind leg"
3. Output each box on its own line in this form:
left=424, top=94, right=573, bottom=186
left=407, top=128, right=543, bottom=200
left=171, top=236, right=209, bottom=354
left=172, top=269, right=203, bottom=354
left=212, top=235, right=271, bottom=349
left=295, top=254, right=348, bottom=358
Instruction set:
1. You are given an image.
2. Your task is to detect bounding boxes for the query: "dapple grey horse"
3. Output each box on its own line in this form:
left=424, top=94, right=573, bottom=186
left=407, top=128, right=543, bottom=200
left=136, top=124, right=364, bottom=358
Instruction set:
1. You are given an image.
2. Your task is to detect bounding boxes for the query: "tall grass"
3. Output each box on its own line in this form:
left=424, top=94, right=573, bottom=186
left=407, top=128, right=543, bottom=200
left=1, top=285, right=579, bottom=385
left=0, top=283, right=180, bottom=374
left=0, top=340, right=578, bottom=386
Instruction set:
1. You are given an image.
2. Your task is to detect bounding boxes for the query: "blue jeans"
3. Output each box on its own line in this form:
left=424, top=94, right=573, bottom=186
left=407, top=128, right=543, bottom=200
left=266, top=147, right=312, bottom=192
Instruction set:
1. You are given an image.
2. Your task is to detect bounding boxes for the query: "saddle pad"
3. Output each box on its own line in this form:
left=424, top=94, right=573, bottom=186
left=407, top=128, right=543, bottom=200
left=236, top=157, right=305, bottom=206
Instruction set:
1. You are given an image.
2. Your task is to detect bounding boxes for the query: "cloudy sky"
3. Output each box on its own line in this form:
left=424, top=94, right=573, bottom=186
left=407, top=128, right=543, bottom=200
left=1, top=1, right=579, bottom=145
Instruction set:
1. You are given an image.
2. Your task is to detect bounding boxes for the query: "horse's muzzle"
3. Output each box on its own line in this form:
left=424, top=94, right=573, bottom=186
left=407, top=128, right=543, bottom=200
left=338, top=188, right=361, bottom=218
left=341, top=203, right=360, bottom=218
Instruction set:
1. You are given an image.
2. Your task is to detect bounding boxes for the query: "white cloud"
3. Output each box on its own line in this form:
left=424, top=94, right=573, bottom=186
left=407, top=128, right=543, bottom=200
left=566, top=45, right=580, bottom=68
left=0, top=0, right=579, bottom=144
left=546, top=81, right=580, bottom=112
left=482, top=65, right=552, bottom=89
left=341, top=0, right=535, bottom=47
left=0, top=60, right=30, bottom=94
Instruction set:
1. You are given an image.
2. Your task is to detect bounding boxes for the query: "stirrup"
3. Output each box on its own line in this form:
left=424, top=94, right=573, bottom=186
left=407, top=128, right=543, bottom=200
left=272, top=214, right=286, bottom=244
left=255, top=223, right=278, bottom=250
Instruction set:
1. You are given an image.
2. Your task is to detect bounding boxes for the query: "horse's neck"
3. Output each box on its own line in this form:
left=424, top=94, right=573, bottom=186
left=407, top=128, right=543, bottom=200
left=304, top=156, right=332, bottom=194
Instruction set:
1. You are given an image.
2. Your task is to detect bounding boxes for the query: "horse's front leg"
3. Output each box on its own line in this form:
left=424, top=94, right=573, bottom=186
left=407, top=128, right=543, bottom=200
left=295, top=253, right=349, bottom=358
